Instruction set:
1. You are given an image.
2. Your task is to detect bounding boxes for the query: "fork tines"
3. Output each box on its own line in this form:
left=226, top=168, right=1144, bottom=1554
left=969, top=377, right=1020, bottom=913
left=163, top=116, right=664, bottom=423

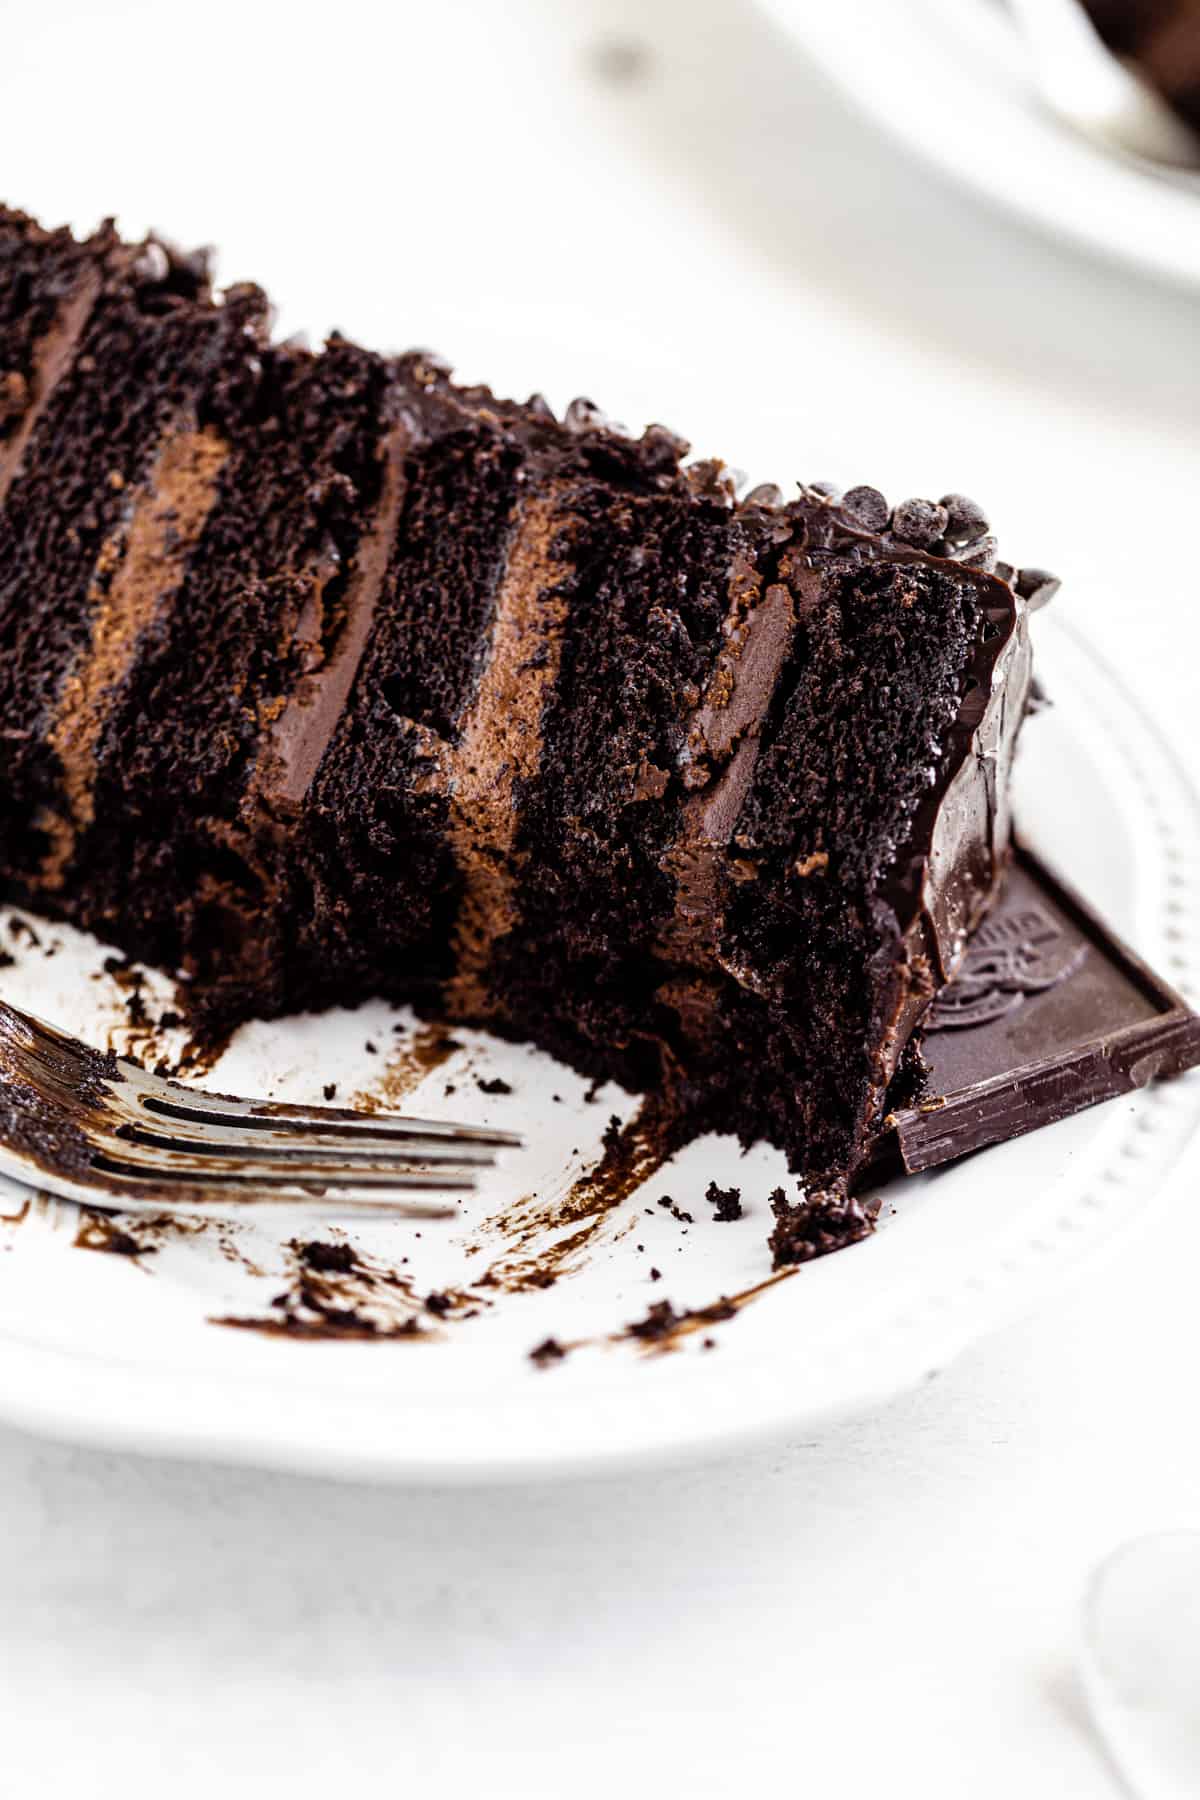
left=0, top=999, right=523, bottom=1221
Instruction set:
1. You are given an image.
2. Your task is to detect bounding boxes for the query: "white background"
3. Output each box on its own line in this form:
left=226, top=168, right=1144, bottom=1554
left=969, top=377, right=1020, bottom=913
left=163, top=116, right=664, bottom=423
left=2, top=0, right=1200, bottom=1793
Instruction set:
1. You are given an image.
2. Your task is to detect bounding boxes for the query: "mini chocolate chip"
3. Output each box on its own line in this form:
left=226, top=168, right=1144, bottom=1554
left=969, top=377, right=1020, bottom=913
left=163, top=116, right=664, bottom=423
left=958, top=534, right=998, bottom=573
left=641, top=421, right=691, bottom=464
left=939, top=493, right=989, bottom=544
left=743, top=482, right=784, bottom=508
left=1015, top=566, right=1060, bottom=609
left=566, top=396, right=624, bottom=434
left=131, top=240, right=170, bottom=285
left=892, top=498, right=949, bottom=547
left=686, top=459, right=739, bottom=501
left=741, top=478, right=788, bottom=507
left=841, top=485, right=889, bottom=530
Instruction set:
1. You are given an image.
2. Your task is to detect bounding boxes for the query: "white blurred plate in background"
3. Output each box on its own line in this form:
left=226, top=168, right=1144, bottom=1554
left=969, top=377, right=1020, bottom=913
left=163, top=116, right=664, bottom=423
left=756, top=0, right=1200, bottom=291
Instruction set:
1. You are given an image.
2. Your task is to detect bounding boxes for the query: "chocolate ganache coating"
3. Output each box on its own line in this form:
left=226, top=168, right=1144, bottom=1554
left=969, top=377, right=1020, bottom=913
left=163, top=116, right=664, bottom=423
left=815, top=488, right=1030, bottom=1159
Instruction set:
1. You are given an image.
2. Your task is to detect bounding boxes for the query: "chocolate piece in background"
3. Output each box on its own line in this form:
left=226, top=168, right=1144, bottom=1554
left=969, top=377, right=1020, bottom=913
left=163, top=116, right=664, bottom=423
left=1079, top=1, right=1200, bottom=137
left=872, top=844, right=1200, bottom=1176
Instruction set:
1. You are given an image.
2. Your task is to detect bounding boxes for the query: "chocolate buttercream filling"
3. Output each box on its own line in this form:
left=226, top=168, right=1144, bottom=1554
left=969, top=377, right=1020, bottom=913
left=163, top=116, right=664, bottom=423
left=656, top=562, right=797, bottom=970
left=249, top=411, right=418, bottom=817
left=39, top=424, right=229, bottom=887
left=0, top=267, right=102, bottom=506
left=442, top=488, right=573, bottom=1018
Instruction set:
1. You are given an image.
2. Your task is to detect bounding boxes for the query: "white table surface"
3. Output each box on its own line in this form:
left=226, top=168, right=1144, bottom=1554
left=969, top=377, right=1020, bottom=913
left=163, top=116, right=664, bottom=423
left=2, top=1, right=1199, bottom=1793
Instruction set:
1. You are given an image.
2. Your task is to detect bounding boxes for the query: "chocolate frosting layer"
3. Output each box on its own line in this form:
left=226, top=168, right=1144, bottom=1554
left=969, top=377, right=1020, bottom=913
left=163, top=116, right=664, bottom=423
left=0, top=265, right=102, bottom=507
left=657, top=570, right=796, bottom=967
left=249, top=403, right=418, bottom=816
left=41, top=425, right=229, bottom=887
left=443, top=485, right=574, bottom=1017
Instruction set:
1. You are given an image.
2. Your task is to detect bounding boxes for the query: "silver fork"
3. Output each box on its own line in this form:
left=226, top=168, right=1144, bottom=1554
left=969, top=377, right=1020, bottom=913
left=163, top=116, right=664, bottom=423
left=0, top=999, right=521, bottom=1222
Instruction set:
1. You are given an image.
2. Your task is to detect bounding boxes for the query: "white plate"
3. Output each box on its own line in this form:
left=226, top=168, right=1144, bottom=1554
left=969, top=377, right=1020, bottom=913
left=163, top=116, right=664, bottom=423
left=756, top=0, right=1200, bottom=292
left=0, top=613, right=1197, bottom=1483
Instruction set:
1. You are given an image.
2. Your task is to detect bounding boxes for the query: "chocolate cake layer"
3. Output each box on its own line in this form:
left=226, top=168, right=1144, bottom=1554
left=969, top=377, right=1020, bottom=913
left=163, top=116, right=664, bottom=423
left=0, top=209, right=268, bottom=900
left=0, top=207, right=1063, bottom=1240
left=78, top=335, right=399, bottom=1018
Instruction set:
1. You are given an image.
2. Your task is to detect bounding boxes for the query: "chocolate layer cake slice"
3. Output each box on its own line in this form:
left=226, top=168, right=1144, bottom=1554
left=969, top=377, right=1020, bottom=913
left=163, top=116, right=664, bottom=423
left=0, top=206, right=1056, bottom=1258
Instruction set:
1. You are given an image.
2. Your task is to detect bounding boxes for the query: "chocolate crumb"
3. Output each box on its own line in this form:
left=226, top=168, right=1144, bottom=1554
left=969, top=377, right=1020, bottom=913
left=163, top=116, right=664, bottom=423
left=650, top=1267, right=662, bottom=1281
left=530, top=1335, right=566, bottom=1367
left=705, top=1181, right=743, bottom=1222
left=768, top=1181, right=874, bottom=1268
left=425, top=1290, right=454, bottom=1316
left=476, top=1075, right=513, bottom=1096
left=1015, top=566, right=1061, bottom=610
left=626, top=1299, right=680, bottom=1341
left=625, top=1293, right=737, bottom=1344
left=74, top=1215, right=155, bottom=1258
left=323, top=1083, right=337, bottom=1101
left=297, top=1240, right=357, bottom=1275
left=105, top=1231, right=147, bottom=1257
